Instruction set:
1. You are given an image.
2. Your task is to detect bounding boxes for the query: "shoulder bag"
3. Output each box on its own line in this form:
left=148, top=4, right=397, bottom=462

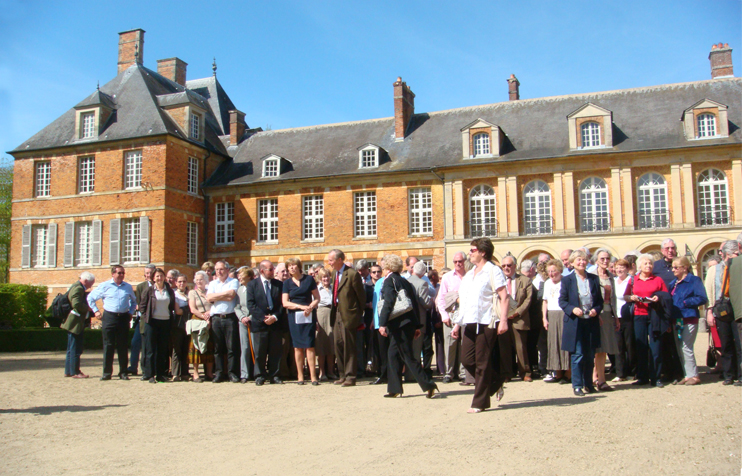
left=712, top=266, right=735, bottom=323
left=379, top=277, right=413, bottom=321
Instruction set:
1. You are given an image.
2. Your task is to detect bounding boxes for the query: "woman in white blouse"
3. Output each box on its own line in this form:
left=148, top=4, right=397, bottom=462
left=451, top=238, right=510, bottom=413
left=314, top=268, right=336, bottom=381
left=611, top=259, right=634, bottom=382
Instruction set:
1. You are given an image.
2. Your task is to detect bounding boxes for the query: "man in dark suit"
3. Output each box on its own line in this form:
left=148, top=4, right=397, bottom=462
left=327, top=249, right=366, bottom=387
left=246, top=260, right=285, bottom=385
left=499, top=255, right=533, bottom=382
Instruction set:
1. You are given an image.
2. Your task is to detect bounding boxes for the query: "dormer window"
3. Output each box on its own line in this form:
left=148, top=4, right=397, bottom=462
left=460, top=119, right=503, bottom=159
left=682, top=98, right=728, bottom=140
left=697, top=113, right=717, bottom=138
left=81, top=112, right=96, bottom=139
left=190, top=113, right=201, bottom=140
left=263, top=158, right=279, bottom=177
left=567, top=103, right=613, bottom=150
left=473, top=133, right=490, bottom=156
left=580, top=122, right=601, bottom=148
left=358, top=144, right=381, bottom=169
left=73, top=89, right=114, bottom=141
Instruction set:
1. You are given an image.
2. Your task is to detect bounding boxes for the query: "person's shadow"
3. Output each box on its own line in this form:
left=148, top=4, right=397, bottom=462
left=0, top=404, right=126, bottom=415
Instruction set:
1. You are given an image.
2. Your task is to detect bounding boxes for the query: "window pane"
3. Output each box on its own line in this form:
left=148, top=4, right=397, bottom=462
left=354, top=192, right=377, bottom=237
left=409, top=187, right=432, bottom=234
left=469, top=185, right=496, bottom=237
left=125, top=151, right=143, bottom=189
left=78, top=157, right=95, bottom=193
left=303, top=195, right=324, bottom=240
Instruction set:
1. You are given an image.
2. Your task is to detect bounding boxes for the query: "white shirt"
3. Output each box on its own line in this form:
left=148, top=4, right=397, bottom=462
left=614, top=276, right=630, bottom=318
left=207, top=276, right=239, bottom=314
left=543, top=279, right=563, bottom=311
left=152, top=288, right=171, bottom=320
left=458, top=261, right=506, bottom=326
left=532, top=274, right=544, bottom=290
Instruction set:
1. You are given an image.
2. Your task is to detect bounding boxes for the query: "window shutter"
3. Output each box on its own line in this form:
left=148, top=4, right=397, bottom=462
left=63, top=222, right=75, bottom=267
left=91, top=220, right=102, bottom=266
left=109, top=218, right=120, bottom=265
left=21, top=225, right=31, bottom=268
left=46, top=223, right=57, bottom=268
left=139, top=216, right=150, bottom=263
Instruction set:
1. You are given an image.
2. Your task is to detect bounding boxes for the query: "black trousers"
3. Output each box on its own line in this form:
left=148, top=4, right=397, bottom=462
left=252, top=327, right=282, bottom=380
left=387, top=323, right=436, bottom=395
left=527, top=315, right=547, bottom=374
left=170, top=327, right=190, bottom=378
left=422, top=316, right=435, bottom=378
left=461, top=323, right=503, bottom=410
left=212, top=314, right=240, bottom=379
left=144, top=319, right=171, bottom=379
left=373, top=330, right=389, bottom=379
left=615, top=318, right=635, bottom=378
left=716, top=318, right=740, bottom=381
left=661, top=330, right=684, bottom=381
left=101, top=311, right=130, bottom=378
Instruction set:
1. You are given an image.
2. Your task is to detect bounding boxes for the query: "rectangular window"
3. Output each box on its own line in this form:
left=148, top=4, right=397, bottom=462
left=187, top=222, right=198, bottom=266
left=420, top=257, right=433, bottom=274
left=124, top=151, right=143, bottom=189
left=264, top=159, right=279, bottom=177
left=409, top=187, right=432, bottom=235
left=122, top=218, right=141, bottom=263
left=75, top=221, right=93, bottom=266
left=215, top=202, right=234, bottom=245
left=302, top=195, right=324, bottom=240
left=258, top=199, right=278, bottom=242
left=31, top=225, right=48, bottom=267
left=187, top=157, right=199, bottom=194
left=303, top=261, right=323, bottom=274
left=81, top=112, right=95, bottom=138
left=190, top=113, right=200, bottom=140
left=361, top=149, right=377, bottom=168
left=35, top=161, right=51, bottom=197
left=78, top=156, right=95, bottom=193
left=354, top=191, right=377, bottom=238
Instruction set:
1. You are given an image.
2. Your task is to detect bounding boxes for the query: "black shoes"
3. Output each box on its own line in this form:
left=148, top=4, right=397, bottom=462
left=148, top=378, right=156, bottom=384
left=229, top=376, right=240, bottom=383
left=722, top=379, right=734, bottom=386
left=271, top=377, right=284, bottom=384
left=632, top=379, right=650, bottom=386
left=655, top=381, right=665, bottom=388
left=240, top=378, right=248, bottom=384
left=100, top=375, right=111, bottom=381
left=119, top=373, right=129, bottom=380
left=255, top=377, right=266, bottom=386
left=426, top=385, right=440, bottom=399
left=573, top=388, right=585, bottom=396
left=384, top=393, right=402, bottom=398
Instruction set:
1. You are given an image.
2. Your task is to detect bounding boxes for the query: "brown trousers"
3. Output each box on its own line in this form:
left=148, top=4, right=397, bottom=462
left=333, top=313, right=357, bottom=380
left=498, top=325, right=531, bottom=378
left=461, top=323, right=503, bottom=410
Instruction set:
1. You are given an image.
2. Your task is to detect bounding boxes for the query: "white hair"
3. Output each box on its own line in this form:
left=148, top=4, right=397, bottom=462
left=520, top=259, right=534, bottom=272
left=637, top=253, right=654, bottom=269
left=80, top=271, right=96, bottom=283
left=194, top=270, right=210, bottom=282
left=661, top=238, right=676, bottom=248
left=413, top=261, right=427, bottom=277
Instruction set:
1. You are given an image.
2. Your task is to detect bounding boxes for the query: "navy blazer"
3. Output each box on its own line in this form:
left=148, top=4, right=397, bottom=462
left=246, top=277, right=285, bottom=333
left=559, top=272, right=604, bottom=354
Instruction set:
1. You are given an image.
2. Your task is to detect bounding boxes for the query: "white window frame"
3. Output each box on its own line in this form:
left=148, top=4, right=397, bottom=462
left=523, top=180, right=552, bottom=235
left=580, top=122, right=601, bottom=148
left=35, top=161, right=51, bottom=197
left=187, top=157, right=199, bottom=194
left=420, top=257, right=433, bottom=275
left=697, top=168, right=730, bottom=227
left=31, top=225, right=49, bottom=268
left=78, top=156, right=95, bottom=194
left=81, top=112, right=95, bottom=139
left=359, top=147, right=379, bottom=169
left=75, top=221, right=93, bottom=266
left=263, top=158, right=279, bottom=178
left=354, top=191, right=377, bottom=238
left=124, top=151, right=143, bottom=189
left=469, top=184, right=496, bottom=237
left=122, top=218, right=141, bottom=264
left=409, top=187, right=433, bottom=235
left=580, top=177, right=610, bottom=232
left=258, top=199, right=279, bottom=243
left=303, top=261, right=323, bottom=274
left=637, top=172, right=669, bottom=230
left=187, top=222, right=198, bottom=266
left=215, top=202, right=234, bottom=245
left=697, top=113, right=717, bottom=138
left=473, top=133, right=490, bottom=157
left=190, top=113, right=201, bottom=140
left=302, top=195, right=324, bottom=241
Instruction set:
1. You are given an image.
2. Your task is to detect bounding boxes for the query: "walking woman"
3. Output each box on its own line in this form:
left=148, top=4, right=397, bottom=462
left=140, top=268, right=182, bottom=383
left=559, top=250, right=604, bottom=396
left=282, top=258, right=321, bottom=385
left=188, top=271, right=215, bottom=382
left=669, top=256, right=707, bottom=385
left=450, top=238, right=509, bottom=412
left=542, top=259, right=571, bottom=384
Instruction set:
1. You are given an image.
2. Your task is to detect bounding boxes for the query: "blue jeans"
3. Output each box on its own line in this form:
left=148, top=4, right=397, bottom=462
left=570, top=319, right=597, bottom=389
left=64, top=331, right=84, bottom=376
left=129, top=321, right=142, bottom=372
left=634, top=316, right=662, bottom=383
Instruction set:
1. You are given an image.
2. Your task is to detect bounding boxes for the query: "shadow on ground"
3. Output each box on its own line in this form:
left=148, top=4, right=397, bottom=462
left=0, top=404, right=127, bottom=415
left=0, top=355, right=104, bottom=372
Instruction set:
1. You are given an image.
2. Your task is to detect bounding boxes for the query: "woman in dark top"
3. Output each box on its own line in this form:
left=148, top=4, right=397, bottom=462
left=140, top=268, right=182, bottom=383
left=282, top=258, right=321, bottom=385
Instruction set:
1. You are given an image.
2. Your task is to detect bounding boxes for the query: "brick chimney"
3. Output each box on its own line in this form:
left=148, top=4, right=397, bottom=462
left=709, top=43, right=733, bottom=79
left=393, top=77, right=415, bottom=141
left=118, top=29, right=145, bottom=74
left=157, top=58, right=188, bottom=86
left=507, top=74, right=520, bottom=101
left=229, top=110, right=246, bottom=145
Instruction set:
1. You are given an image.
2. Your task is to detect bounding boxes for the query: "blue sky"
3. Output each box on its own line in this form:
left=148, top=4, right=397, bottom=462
left=0, top=0, right=740, bottom=156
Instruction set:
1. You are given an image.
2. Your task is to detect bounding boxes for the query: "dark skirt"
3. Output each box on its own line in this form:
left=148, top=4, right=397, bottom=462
left=288, top=311, right=316, bottom=349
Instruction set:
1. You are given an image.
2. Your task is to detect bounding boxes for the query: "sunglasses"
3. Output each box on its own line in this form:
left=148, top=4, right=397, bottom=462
left=453, top=260, right=464, bottom=264
left=370, top=270, right=381, bottom=274
left=502, top=264, right=514, bottom=268
left=469, top=248, right=479, bottom=254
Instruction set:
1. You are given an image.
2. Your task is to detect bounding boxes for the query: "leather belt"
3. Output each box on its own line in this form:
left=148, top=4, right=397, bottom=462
left=212, top=312, right=237, bottom=319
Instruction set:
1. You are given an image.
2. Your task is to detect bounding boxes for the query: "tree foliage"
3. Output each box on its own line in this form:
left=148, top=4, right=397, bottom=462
left=0, top=157, right=13, bottom=283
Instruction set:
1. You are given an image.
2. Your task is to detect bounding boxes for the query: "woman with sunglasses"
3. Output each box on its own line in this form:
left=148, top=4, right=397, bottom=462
left=668, top=256, right=707, bottom=385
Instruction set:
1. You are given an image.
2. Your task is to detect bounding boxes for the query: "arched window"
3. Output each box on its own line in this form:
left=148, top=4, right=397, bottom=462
left=523, top=180, right=552, bottom=235
left=637, top=173, right=669, bottom=230
left=469, top=184, right=496, bottom=237
left=697, top=113, right=717, bottom=138
left=700, top=248, right=722, bottom=281
left=580, top=177, right=610, bottom=232
left=580, top=122, right=601, bottom=148
left=473, top=133, right=490, bottom=156
left=698, top=169, right=730, bottom=226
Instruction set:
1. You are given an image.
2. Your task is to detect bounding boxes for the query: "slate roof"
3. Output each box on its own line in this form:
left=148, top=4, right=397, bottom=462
left=186, top=76, right=239, bottom=136
left=11, top=64, right=232, bottom=156
left=204, top=78, right=742, bottom=188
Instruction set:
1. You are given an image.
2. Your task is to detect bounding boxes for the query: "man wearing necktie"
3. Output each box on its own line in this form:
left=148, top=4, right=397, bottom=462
left=246, top=260, right=285, bottom=385
left=498, top=256, right=534, bottom=382
left=328, top=249, right=366, bottom=387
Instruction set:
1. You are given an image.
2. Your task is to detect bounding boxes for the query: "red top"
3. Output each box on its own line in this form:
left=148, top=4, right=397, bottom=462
left=626, top=275, right=668, bottom=316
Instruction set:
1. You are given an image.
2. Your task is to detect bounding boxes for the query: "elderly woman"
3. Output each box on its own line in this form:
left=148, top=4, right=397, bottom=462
left=592, top=249, right=619, bottom=391
left=282, top=258, right=321, bottom=385
left=611, top=259, right=634, bottom=382
left=235, top=267, right=256, bottom=383
left=170, top=273, right=191, bottom=382
left=450, top=238, right=509, bottom=412
left=625, top=253, right=669, bottom=387
left=140, top=268, right=182, bottom=383
left=378, top=254, right=439, bottom=400
left=188, top=270, right=215, bottom=382
left=559, top=250, right=604, bottom=397
left=315, top=267, right=336, bottom=381
left=542, top=259, right=571, bottom=384
left=669, top=256, right=708, bottom=385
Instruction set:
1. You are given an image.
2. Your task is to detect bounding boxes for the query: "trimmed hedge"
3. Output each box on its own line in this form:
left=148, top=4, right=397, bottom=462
left=0, top=328, right=135, bottom=352
left=0, top=284, right=48, bottom=329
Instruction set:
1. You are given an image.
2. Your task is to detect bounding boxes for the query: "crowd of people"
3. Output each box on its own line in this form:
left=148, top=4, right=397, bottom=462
left=60, top=232, right=742, bottom=413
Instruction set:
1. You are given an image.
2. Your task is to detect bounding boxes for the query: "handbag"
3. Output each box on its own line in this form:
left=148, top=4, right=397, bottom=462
left=379, top=277, right=413, bottom=321
left=488, top=266, right=517, bottom=329
left=712, top=266, right=734, bottom=323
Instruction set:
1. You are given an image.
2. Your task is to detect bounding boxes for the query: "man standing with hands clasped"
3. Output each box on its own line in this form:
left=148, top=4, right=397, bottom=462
left=87, top=266, right=137, bottom=381
left=247, top=260, right=285, bottom=385
left=207, top=260, right=241, bottom=383
left=328, top=249, right=366, bottom=387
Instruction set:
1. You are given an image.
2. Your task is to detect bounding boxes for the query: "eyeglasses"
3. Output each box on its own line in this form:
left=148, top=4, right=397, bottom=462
left=370, top=270, right=381, bottom=274
left=453, top=260, right=464, bottom=264
left=114, top=272, right=125, bottom=275
left=469, top=248, right=479, bottom=254
left=502, top=264, right=514, bottom=268
left=663, top=246, right=677, bottom=251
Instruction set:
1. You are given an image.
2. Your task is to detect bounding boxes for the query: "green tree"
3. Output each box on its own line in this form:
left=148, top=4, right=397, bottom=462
left=0, top=157, right=13, bottom=283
